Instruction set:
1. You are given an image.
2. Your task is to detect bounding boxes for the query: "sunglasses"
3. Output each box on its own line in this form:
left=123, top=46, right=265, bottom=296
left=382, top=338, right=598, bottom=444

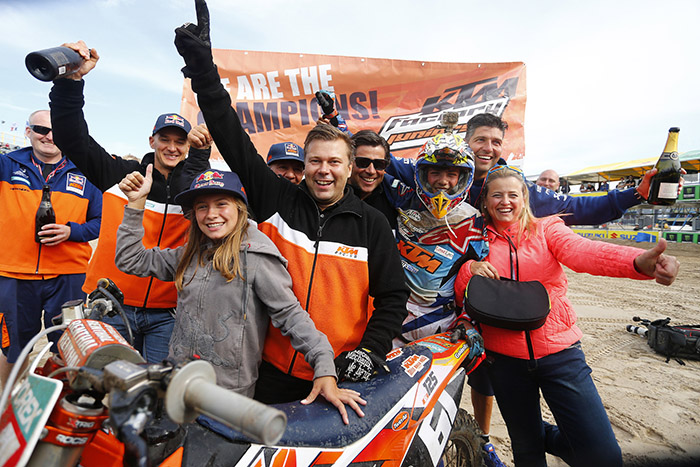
left=355, top=157, right=389, bottom=171
left=29, top=125, right=52, bottom=136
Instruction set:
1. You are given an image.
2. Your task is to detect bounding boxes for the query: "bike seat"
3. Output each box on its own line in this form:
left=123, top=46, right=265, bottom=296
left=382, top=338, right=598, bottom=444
left=198, top=344, right=433, bottom=447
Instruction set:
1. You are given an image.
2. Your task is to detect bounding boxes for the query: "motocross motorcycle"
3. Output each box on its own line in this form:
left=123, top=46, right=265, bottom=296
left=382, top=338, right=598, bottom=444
left=0, top=281, right=486, bottom=467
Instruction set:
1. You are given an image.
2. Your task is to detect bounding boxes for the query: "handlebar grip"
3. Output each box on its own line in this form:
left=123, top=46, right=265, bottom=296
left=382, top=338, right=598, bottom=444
left=626, top=324, right=648, bottom=337
left=165, top=360, right=287, bottom=445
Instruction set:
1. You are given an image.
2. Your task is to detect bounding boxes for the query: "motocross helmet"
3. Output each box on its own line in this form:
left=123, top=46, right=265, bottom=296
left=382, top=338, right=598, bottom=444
left=414, top=132, right=475, bottom=219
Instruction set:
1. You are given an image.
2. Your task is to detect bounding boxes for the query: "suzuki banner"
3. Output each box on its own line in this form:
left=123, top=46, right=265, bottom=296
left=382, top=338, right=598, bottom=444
left=180, top=49, right=526, bottom=163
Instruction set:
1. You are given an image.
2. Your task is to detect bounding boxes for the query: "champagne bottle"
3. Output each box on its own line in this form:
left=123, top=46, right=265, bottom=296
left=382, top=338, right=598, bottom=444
left=25, top=46, right=83, bottom=82
left=35, top=185, right=56, bottom=243
left=647, top=127, right=681, bottom=206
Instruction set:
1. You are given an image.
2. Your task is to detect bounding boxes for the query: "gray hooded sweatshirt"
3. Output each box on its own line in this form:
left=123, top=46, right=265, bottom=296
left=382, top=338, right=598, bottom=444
left=115, top=206, right=335, bottom=397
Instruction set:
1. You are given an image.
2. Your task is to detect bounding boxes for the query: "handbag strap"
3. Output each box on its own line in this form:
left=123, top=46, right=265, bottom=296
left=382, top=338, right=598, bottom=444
left=503, top=233, right=519, bottom=281
left=502, top=231, right=539, bottom=363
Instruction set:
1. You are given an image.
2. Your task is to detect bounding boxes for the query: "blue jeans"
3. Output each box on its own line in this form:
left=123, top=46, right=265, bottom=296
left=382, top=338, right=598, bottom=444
left=101, top=305, right=175, bottom=364
left=487, top=343, right=622, bottom=467
left=0, top=274, right=85, bottom=362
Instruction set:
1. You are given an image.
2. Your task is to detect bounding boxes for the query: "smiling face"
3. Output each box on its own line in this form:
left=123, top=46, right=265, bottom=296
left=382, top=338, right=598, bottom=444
left=149, top=127, right=189, bottom=176
left=483, top=175, right=525, bottom=231
left=193, top=193, right=241, bottom=241
left=350, top=145, right=388, bottom=199
left=468, top=126, right=504, bottom=180
left=303, top=138, right=352, bottom=209
left=426, top=166, right=461, bottom=192
left=26, top=110, right=62, bottom=163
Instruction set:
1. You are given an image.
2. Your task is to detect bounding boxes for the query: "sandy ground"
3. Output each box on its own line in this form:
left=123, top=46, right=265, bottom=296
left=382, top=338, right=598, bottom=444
left=460, top=238, right=700, bottom=467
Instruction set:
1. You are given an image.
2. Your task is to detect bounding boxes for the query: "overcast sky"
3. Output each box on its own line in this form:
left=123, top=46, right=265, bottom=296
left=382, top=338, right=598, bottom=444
left=1, top=0, right=698, bottom=177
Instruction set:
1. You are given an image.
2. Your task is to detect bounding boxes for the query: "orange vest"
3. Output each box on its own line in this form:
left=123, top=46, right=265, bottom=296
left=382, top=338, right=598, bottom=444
left=259, top=215, right=372, bottom=380
left=83, top=186, right=189, bottom=308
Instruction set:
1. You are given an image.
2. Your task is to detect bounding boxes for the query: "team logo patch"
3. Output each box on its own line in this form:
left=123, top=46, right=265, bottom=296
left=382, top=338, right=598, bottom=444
left=194, top=170, right=225, bottom=189
left=284, top=143, right=299, bottom=156
left=11, top=168, right=30, bottom=186
left=164, top=114, right=185, bottom=128
left=66, top=173, right=86, bottom=196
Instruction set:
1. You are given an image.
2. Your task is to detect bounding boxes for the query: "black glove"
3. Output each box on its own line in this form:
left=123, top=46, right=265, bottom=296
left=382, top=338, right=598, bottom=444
left=315, top=90, right=336, bottom=116
left=334, top=347, right=390, bottom=382
left=174, top=0, right=215, bottom=78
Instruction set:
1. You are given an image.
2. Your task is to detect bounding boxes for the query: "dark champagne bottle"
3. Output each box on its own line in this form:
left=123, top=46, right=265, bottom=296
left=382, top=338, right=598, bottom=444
left=25, top=46, right=83, bottom=82
left=35, top=185, right=56, bottom=243
left=647, top=127, right=681, bottom=206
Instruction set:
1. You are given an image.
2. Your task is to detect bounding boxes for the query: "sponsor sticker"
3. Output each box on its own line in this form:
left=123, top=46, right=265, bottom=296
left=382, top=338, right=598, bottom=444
left=66, top=173, right=86, bottom=196
left=401, top=354, right=430, bottom=377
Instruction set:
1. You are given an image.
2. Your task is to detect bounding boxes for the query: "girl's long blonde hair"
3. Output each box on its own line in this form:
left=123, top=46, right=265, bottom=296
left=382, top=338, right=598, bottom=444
left=174, top=196, right=249, bottom=291
left=481, top=168, right=537, bottom=245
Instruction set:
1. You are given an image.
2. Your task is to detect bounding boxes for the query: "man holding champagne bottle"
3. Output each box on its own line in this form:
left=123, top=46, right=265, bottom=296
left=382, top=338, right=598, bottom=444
left=0, top=110, right=102, bottom=387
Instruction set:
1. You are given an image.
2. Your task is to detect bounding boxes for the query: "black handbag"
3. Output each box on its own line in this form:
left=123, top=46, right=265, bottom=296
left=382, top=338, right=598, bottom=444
left=464, top=232, right=550, bottom=331
left=465, top=276, right=551, bottom=331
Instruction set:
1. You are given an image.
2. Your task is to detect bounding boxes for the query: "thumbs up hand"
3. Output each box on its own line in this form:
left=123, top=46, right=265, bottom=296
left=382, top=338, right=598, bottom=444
left=633, top=238, right=680, bottom=285
left=119, top=164, right=154, bottom=209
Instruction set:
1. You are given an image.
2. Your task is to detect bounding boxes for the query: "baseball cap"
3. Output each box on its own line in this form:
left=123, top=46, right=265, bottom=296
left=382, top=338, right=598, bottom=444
left=266, top=142, right=305, bottom=166
left=152, top=113, right=192, bottom=136
left=174, top=170, right=248, bottom=208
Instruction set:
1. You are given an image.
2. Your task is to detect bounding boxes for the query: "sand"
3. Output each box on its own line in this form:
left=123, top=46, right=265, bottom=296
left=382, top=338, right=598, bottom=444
left=460, top=238, right=700, bottom=466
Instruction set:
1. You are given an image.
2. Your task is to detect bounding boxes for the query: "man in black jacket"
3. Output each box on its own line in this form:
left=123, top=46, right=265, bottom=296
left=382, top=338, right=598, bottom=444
left=175, top=1, right=408, bottom=403
left=47, top=41, right=210, bottom=363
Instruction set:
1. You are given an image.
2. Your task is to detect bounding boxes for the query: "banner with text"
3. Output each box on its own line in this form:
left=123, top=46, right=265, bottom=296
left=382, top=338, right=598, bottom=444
left=180, top=50, right=526, bottom=163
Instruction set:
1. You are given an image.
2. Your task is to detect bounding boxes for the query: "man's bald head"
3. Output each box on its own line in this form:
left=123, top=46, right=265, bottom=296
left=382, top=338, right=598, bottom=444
left=536, top=169, right=560, bottom=191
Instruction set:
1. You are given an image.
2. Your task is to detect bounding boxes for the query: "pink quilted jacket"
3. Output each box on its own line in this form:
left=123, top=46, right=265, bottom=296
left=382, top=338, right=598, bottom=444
left=455, top=216, right=652, bottom=359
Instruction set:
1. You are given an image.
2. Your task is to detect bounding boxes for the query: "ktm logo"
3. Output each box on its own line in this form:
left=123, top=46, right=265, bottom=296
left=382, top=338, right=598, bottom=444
left=397, top=240, right=442, bottom=273
left=335, top=246, right=359, bottom=258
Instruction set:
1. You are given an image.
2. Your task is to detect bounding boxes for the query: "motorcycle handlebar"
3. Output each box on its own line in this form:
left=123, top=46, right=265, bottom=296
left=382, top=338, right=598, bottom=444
left=165, top=360, right=287, bottom=445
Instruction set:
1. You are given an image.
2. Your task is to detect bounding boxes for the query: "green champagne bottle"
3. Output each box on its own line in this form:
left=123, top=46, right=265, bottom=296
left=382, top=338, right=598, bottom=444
left=647, top=127, right=681, bottom=206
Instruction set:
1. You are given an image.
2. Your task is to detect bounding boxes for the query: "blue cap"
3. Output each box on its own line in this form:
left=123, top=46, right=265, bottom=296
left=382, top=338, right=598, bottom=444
left=174, top=170, right=248, bottom=208
left=266, top=142, right=305, bottom=166
left=152, top=113, right=191, bottom=136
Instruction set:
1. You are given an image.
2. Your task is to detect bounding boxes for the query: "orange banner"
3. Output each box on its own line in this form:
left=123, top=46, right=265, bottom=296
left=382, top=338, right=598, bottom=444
left=180, top=50, right=526, bottom=163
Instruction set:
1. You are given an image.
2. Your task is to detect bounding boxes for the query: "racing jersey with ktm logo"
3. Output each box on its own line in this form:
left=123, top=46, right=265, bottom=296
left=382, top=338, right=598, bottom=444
left=189, top=67, right=409, bottom=381
left=0, top=148, right=101, bottom=277
left=48, top=79, right=210, bottom=308
left=383, top=172, right=486, bottom=343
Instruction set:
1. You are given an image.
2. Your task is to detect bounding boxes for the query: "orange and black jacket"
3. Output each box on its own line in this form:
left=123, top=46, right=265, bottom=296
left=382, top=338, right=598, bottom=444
left=190, top=67, right=409, bottom=381
left=0, top=148, right=101, bottom=277
left=48, top=79, right=210, bottom=308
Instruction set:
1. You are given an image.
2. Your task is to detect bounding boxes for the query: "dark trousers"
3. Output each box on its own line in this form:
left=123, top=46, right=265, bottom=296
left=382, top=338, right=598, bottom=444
left=487, top=343, right=622, bottom=467
left=253, top=360, right=313, bottom=403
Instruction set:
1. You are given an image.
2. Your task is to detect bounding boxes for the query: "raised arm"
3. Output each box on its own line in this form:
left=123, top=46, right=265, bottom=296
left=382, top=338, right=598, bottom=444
left=49, top=41, right=140, bottom=191
left=173, top=2, right=286, bottom=217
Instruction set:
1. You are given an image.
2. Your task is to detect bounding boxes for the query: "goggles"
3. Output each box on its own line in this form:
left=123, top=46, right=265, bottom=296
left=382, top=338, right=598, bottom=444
left=355, top=157, right=389, bottom=171
left=484, top=164, right=526, bottom=184
left=29, top=125, right=52, bottom=135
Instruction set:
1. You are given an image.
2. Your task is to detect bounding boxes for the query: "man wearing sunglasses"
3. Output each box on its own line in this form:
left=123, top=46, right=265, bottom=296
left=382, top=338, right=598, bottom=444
left=46, top=41, right=211, bottom=364
left=0, top=110, right=102, bottom=387
left=348, top=131, right=398, bottom=231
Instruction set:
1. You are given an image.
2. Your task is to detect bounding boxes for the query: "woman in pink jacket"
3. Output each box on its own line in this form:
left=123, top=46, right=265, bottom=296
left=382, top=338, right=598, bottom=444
left=455, top=165, right=680, bottom=467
